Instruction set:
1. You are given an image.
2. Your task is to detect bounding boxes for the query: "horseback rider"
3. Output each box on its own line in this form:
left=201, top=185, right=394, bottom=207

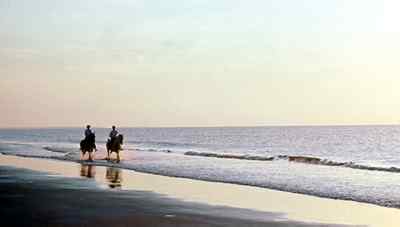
left=106, top=126, right=123, bottom=162
left=109, top=125, right=118, bottom=145
left=84, top=125, right=93, bottom=139
left=84, top=124, right=96, bottom=151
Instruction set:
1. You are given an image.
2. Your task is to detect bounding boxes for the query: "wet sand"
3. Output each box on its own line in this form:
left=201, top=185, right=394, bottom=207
left=1, top=154, right=399, bottom=227
left=0, top=167, right=297, bottom=227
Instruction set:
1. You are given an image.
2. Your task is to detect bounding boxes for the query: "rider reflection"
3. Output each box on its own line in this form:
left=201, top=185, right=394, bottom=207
left=106, top=167, right=122, bottom=189
left=80, top=164, right=96, bottom=178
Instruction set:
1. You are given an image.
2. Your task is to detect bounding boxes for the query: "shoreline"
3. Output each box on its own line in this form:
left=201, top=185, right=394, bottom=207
left=1, top=154, right=400, bottom=226
left=3, top=150, right=400, bottom=210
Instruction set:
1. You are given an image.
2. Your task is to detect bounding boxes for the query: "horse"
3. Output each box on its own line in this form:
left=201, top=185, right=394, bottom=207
left=106, top=134, right=123, bottom=163
left=80, top=133, right=96, bottom=161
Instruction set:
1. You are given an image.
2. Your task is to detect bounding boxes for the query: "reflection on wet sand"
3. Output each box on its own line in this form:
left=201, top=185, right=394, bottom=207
left=80, top=164, right=96, bottom=178
left=106, top=167, right=123, bottom=189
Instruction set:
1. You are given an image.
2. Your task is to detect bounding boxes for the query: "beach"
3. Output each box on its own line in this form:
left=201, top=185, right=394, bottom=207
left=3, top=0, right=400, bottom=225
left=1, top=154, right=400, bottom=227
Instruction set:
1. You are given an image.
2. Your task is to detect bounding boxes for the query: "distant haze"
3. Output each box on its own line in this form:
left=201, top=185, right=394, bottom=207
left=1, top=0, right=400, bottom=127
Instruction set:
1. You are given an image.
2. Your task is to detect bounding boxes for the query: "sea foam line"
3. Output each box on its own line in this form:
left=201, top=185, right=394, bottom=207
left=5, top=141, right=400, bottom=175
left=184, top=151, right=400, bottom=173
left=184, top=151, right=274, bottom=161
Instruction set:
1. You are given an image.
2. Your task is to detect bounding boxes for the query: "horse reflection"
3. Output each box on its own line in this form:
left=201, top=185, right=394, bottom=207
left=80, top=164, right=96, bottom=178
left=106, top=167, right=122, bottom=189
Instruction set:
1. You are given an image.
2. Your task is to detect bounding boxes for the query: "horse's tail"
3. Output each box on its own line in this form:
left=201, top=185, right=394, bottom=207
left=119, top=134, right=124, bottom=145
left=80, top=139, right=85, bottom=150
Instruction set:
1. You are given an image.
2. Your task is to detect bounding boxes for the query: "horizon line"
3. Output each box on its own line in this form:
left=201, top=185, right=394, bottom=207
left=1, top=123, right=400, bottom=130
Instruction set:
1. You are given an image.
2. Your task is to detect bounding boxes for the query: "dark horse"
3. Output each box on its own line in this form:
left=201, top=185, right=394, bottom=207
left=106, top=134, right=123, bottom=163
left=80, top=133, right=96, bottom=161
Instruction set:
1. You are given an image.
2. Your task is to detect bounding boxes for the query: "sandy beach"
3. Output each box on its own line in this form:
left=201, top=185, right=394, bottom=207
left=1, top=155, right=400, bottom=227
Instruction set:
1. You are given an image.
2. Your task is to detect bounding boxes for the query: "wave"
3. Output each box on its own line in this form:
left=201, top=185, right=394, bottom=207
left=134, top=148, right=172, bottom=153
left=0, top=141, right=38, bottom=147
left=183, top=151, right=400, bottom=174
left=184, top=151, right=274, bottom=161
left=280, top=155, right=400, bottom=173
left=42, top=146, right=78, bottom=154
left=0, top=151, right=67, bottom=160
left=130, top=140, right=195, bottom=148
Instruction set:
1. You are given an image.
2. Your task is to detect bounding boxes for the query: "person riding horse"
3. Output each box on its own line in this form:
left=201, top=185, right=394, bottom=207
left=108, top=125, right=118, bottom=145
left=80, top=125, right=96, bottom=161
left=106, top=126, right=123, bottom=162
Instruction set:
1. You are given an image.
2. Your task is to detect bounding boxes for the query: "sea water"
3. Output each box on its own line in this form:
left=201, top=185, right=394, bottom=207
left=1, top=126, right=400, bottom=208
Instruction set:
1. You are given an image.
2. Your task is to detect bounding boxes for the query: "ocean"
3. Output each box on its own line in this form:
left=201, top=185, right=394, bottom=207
left=1, top=126, right=400, bottom=208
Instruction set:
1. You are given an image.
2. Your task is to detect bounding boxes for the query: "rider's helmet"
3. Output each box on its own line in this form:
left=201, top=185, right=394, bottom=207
left=87, top=125, right=91, bottom=129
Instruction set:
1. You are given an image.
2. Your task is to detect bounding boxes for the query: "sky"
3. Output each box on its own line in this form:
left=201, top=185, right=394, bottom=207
left=1, top=0, right=400, bottom=127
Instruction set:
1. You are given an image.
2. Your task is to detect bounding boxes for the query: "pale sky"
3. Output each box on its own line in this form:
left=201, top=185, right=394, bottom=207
left=2, top=0, right=400, bottom=127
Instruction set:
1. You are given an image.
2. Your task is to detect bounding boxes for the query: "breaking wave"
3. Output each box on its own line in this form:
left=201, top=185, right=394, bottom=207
left=184, top=151, right=274, bottom=161
left=134, top=148, right=173, bottom=153
left=183, top=151, right=400, bottom=173
left=42, top=146, right=78, bottom=154
left=130, top=140, right=194, bottom=148
left=280, top=155, right=400, bottom=173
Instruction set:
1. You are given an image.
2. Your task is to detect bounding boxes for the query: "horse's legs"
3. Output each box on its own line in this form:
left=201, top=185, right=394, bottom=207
left=88, top=149, right=93, bottom=162
left=116, top=151, right=120, bottom=163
